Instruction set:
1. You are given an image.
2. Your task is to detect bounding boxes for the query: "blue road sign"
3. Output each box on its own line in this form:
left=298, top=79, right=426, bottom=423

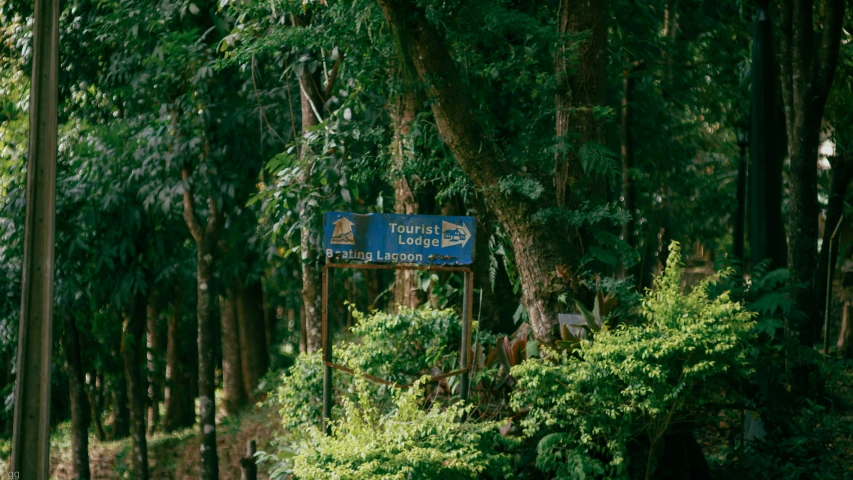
left=323, top=212, right=476, bottom=265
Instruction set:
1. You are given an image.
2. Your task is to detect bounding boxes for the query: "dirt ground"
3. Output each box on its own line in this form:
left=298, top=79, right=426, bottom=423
left=49, top=403, right=281, bottom=480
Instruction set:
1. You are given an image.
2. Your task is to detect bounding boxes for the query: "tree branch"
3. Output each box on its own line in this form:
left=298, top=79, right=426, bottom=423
left=323, top=47, right=345, bottom=101
left=375, top=0, right=517, bottom=189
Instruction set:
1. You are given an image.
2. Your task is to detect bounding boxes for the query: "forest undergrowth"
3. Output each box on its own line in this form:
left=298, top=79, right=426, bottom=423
left=43, top=400, right=280, bottom=480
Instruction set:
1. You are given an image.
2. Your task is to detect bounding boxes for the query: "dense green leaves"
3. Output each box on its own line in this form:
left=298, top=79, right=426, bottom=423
left=511, top=243, right=755, bottom=478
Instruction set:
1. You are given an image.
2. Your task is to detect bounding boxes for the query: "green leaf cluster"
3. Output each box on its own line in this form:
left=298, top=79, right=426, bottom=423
left=510, top=242, right=755, bottom=478
left=268, top=306, right=462, bottom=435
left=289, top=377, right=515, bottom=480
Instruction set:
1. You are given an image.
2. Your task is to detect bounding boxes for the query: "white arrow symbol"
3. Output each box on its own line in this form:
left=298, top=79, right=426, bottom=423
left=441, top=221, right=472, bottom=248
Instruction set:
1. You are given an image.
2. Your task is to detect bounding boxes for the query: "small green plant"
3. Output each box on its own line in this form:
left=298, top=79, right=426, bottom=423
left=510, top=242, right=755, bottom=479
left=290, top=377, right=516, bottom=480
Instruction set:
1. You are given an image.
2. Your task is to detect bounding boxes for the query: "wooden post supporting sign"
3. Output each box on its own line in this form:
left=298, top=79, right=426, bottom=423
left=320, top=212, right=477, bottom=433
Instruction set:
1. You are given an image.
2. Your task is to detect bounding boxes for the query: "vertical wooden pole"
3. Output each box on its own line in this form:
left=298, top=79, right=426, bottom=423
left=11, top=0, right=60, bottom=477
left=322, top=266, right=332, bottom=435
left=459, top=270, right=472, bottom=405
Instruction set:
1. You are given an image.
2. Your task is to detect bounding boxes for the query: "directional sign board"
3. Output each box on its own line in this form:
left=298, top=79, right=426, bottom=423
left=323, top=212, right=476, bottom=266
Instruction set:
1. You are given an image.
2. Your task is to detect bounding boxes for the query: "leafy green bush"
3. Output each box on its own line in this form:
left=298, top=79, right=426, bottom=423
left=290, top=378, right=515, bottom=480
left=510, top=242, right=755, bottom=479
left=270, top=351, right=327, bottom=434
left=267, top=306, right=462, bottom=435
left=341, top=306, right=462, bottom=385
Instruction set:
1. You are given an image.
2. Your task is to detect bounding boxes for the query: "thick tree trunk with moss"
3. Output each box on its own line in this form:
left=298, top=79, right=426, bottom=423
left=237, top=280, right=269, bottom=400
left=376, top=0, right=607, bottom=342
left=778, top=0, right=845, bottom=349
left=122, top=295, right=149, bottom=480
left=391, top=92, right=424, bottom=310
left=220, top=285, right=247, bottom=415
left=63, top=314, right=91, bottom=480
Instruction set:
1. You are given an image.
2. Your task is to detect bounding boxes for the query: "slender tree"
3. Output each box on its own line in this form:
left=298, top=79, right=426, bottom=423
left=220, top=285, right=247, bottom=415
left=122, top=295, right=149, bottom=480
left=182, top=159, right=222, bottom=480
left=778, top=0, right=845, bottom=348
left=146, top=290, right=162, bottom=434
left=390, top=91, right=424, bottom=309
left=62, top=314, right=91, bottom=480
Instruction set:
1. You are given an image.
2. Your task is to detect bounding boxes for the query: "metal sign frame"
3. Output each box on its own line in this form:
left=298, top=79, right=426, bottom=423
left=321, top=262, right=473, bottom=434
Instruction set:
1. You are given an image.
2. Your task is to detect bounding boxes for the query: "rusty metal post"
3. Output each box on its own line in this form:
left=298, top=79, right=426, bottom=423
left=11, top=0, right=60, bottom=477
left=459, top=271, right=472, bottom=405
left=824, top=216, right=844, bottom=355
left=322, top=266, right=332, bottom=435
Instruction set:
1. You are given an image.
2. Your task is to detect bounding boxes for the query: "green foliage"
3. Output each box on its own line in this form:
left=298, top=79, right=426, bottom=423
left=263, top=306, right=517, bottom=478
left=342, top=306, right=462, bottom=384
left=709, top=396, right=853, bottom=480
left=268, top=306, right=462, bottom=436
left=290, top=378, right=515, bottom=480
left=578, top=141, right=620, bottom=178
left=269, top=351, right=327, bottom=435
left=510, top=242, right=755, bottom=478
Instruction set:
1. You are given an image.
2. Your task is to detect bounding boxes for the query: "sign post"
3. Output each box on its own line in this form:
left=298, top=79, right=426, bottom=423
left=320, top=212, right=477, bottom=434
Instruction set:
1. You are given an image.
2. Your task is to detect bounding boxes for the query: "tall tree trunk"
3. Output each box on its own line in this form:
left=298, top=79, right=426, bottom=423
left=220, top=285, right=247, bottom=415
left=122, top=296, right=149, bottom=480
left=182, top=164, right=221, bottom=480
left=237, top=280, right=269, bottom=400
left=391, top=91, right=424, bottom=310
left=162, top=297, right=190, bottom=431
left=376, top=0, right=607, bottom=342
left=195, top=239, right=218, bottom=480
left=85, top=370, right=106, bottom=441
left=63, top=314, right=91, bottom=480
left=297, top=58, right=324, bottom=353
left=262, top=278, right=275, bottom=354
left=620, top=60, right=642, bottom=280
left=146, top=290, right=162, bottom=435
left=292, top=13, right=343, bottom=351
left=293, top=14, right=326, bottom=353
left=779, top=0, right=845, bottom=351
left=554, top=0, right=609, bottom=206
left=111, top=348, right=130, bottom=439
left=749, top=1, right=787, bottom=269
